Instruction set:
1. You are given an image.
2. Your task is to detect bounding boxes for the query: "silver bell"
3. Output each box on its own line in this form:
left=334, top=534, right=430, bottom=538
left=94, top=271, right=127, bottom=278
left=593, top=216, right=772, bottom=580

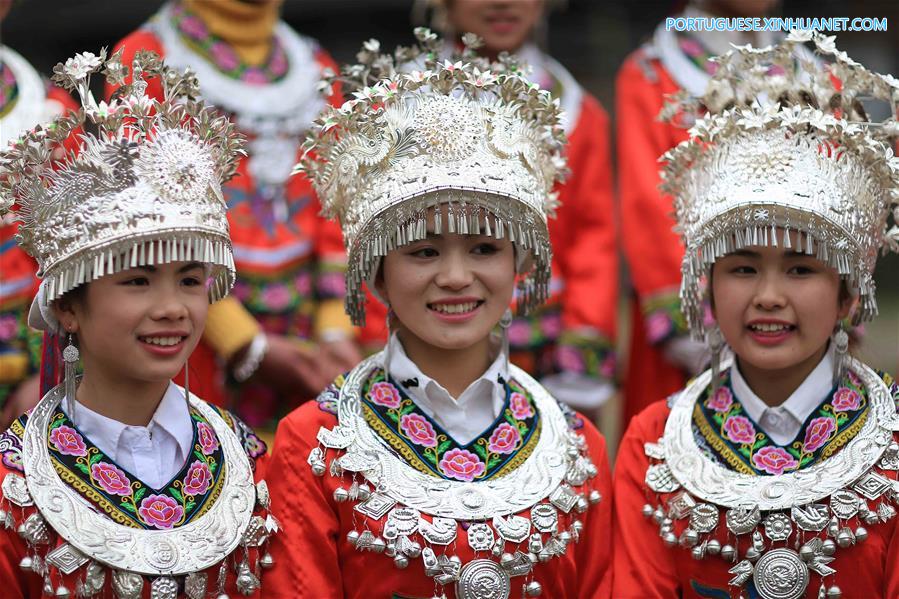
left=642, top=504, right=654, bottom=518
left=826, top=586, right=842, bottom=599
left=346, top=530, right=360, bottom=546
left=720, top=545, right=736, bottom=562
left=394, top=555, right=409, bottom=569
left=821, top=539, right=836, bottom=555
left=855, top=526, right=868, bottom=542
left=55, top=586, right=71, bottom=599
left=259, top=553, right=275, bottom=569
left=706, top=539, right=721, bottom=555
left=525, top=580, right=542, bottom=597
left=333, top=487, right=349, bottom=502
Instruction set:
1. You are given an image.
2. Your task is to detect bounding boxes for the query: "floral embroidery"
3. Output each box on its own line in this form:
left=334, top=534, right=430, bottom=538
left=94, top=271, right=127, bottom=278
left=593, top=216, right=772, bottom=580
left=400, top=413, right=438, bottom=448
left=171, top=3, right=290, bottom=84
left=487, top=423, right=521, bottom=454
left=197, top=421, right=219, bottom=455
left=91, top=462, right=132, bottom=496
left=438, top=448, right=486, bottom=482
left=641, top=289, right=690, bottom=345
left=752, top=446, right=799, bottom=475
left=693, top=371, right=870, bottom=475
left=707, top=387, right=734, bottom=413
left=369, top=381, right=402, bottom=409
left=183, top=461, right=213, bottom=496
left=0, top=59, right=18, bottom=117
left=138, top=494, right=184, bottom=530
left=361, top=370, right=540, bottom=481
left=0, top=419, right=26, bottom=472
left=722, top=415, right=755, bottom=444
left=49, top=425, right=87, bottom=456
left=315, top=376, right=344, bottom=416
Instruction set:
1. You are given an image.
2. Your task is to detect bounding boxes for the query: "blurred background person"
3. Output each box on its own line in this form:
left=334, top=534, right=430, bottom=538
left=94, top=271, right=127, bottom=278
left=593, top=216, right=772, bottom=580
left=616, top=0, right=781, bottom=427
left=418, top=0, right=619, bottom=420
left=109, top=0, right=363, bottom=429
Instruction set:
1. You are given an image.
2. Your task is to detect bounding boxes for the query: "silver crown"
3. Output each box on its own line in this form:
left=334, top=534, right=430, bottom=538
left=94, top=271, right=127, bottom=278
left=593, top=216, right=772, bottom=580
left=0, top=48, right=244, bottom=307
left=296, top=29, right=568, bottom=325
left=661, top=30, right=899, bottom=338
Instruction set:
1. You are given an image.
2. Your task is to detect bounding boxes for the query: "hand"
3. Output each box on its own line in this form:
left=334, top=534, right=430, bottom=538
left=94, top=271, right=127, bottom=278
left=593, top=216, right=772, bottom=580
left=252, top=335, right=332, bottom=396
left=1, top=374, right=40, bottom=430
left=319, top=337, right=362, bottom=374
left=663, top=335, right=712, bottom=376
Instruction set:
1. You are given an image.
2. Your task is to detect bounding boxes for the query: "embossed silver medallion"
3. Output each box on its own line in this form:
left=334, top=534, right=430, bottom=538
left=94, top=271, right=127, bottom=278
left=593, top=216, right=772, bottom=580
left=46, top=543, right=88, bottom=575
left=548, top=484, right=578, bottom=513
left=852, top=471, right=891, bottom=500
left=467, top=523, right=495, bottom=552
left=791, top=504, right=829, bottom=531
left=763, top=513, right=792, bottom=541
left=492, top=514, right=530, bottom=543
left=726, top=505, right=761, bottom=535
left=419, top=517, right=458, bottom=545
left=531, top=504, right=558, bottom=533
left=752, top=548, right=809, bottom=599
left=2, top=473, right=32, bottom=507
left=387, top=506, right=420, bottom=536
left=184, top=572, right=207, bottom=599
left=456, top=559, right=511, bottom=599
left=111, top=569, right=144, bottom=599
left=646, top=463, right=680, bottom=493
left=150, top=576, right=178, bottom=599
left=830, top=490, right=860, bottom=519
left=667, top=491, right=696, bottom=520
left=689, top=503, right=719, bottom=533
left=355, top=492, right=397, bottom=520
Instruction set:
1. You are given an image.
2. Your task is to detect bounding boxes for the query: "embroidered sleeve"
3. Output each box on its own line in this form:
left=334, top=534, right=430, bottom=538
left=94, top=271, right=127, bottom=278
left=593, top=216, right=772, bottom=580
left=315, top=373, right=346, bottom=416
left=210, top=406, right=268, bottom=468
left=640, top=288, right=690, bottom=346
left=555, top=399, right=585, bottom=431
left=554, top=328, right=617, bottom=381
left=0, top=416, right=27, bottom=473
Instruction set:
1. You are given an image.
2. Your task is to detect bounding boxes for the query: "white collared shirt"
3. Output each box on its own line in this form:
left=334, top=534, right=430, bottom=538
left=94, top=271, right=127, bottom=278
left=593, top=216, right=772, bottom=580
left=730, top=348, right=835, bottom=445
left=65, top=382, right=194, bottom=489
left=386, top=334, right=508, bottom=445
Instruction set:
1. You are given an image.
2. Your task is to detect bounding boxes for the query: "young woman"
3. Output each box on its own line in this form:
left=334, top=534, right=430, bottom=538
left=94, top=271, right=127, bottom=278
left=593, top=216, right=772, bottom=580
left=612, top=31, right=899, bottom=598
left=0, top=49, right=273, bottom=598
left=264, top=30, right=611, bottom=599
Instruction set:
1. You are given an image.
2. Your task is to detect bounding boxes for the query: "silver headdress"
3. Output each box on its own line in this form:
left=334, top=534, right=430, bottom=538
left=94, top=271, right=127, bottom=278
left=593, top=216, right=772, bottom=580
left=296, top=28, right=568, bottom=325
left=661, top=30, right=899, bottom=338
left=0, top=48, right=243, bottom=325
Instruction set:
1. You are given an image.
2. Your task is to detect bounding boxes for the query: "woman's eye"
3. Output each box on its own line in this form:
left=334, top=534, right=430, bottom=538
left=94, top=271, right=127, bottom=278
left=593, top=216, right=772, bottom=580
left=182, top=277, right=203, bottom=287
left=730, top=265, right=755, bottom=275
left=122, top=277, right=149, bottom=286
left=472, top=243, right=499, bottom=255
left=788, top=265, right=815, bottom=275
left=410, top=247, right=438, bottom=258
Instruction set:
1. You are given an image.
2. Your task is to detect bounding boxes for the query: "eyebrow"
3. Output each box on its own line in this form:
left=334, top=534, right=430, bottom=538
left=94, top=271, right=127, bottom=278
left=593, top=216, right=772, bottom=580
left=132, top=262, right=205, bottom=273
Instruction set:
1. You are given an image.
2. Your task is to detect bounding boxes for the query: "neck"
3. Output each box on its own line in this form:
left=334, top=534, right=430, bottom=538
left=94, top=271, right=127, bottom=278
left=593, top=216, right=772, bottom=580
left=74, top=365, right=170, bottom=427
left=182, top=0, right=280, bottom=65
left=396, top=330, right=493, bottom=399
left=736, top=345, right=828, bottom=407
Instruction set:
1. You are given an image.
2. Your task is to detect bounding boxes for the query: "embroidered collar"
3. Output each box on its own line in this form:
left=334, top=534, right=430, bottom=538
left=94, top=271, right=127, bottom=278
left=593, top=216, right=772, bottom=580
left=69, top=381, right=194, bottom=480
left=731, top=348, right=835, bottom=444
left=360, top=368, right=540, bottom=482
left=692, top=368, right=869, bottom=476
left=386, top=333, right=507, bottom=445
left=0, top=57, right=18, bottom=118
left=170, top=2, right=290, bottom=84
left=0, top=46, right=53, bottom=147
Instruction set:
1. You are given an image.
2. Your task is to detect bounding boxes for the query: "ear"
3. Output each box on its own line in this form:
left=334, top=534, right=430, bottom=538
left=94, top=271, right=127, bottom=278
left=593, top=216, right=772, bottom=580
left=837, top=292, right=857, bottom=322
left=51, top=297, right=79, bottom=334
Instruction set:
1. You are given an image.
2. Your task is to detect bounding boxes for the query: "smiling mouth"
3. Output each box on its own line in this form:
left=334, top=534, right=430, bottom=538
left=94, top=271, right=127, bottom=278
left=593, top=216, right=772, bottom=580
left=747, top=323, right=796, bottom=333
left=428, top=301, right=484, bottom=315
left=138, top=336, right=187, bottom=347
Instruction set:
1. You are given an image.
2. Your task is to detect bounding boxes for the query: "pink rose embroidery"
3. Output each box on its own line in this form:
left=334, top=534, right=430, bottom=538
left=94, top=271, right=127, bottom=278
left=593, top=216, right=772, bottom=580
left=438, top=448, right=486, bottom=482
left=209, top=42, right=239, bottom=71
left=847, top=370, right=862, bottom=387
left=509, top=392, right=533, bottom=420
left=802, top=417, right=836, bottom=453
left=600, top=354, right=617, bottom=379
left=0, top=314, right=19, bottom=342
left=91, top=462, right=132, bottom=496
left=707, top=387, right=734, bottom=413
left=369, top=381, right=402, bottom=409
left=539, top=313, right=562, bottom=338
left=242, top=68, right=269, bottom=85
left=49, top=425, right=87, bottom=457
left=294, top=271, right=313, bottom=296
left=646, top=312, right=673, bottom=344
left=487, top=423, right=521, bottom=454
left=183, top=461, right=213, bottom=496
left=752, top=446, right=799, bottom=475
left=261, top=284, right=292, bottom=311
left=556, top=345, right=586, bottom=374
left=723, top=415, right=756, bottom=444
left=179, top=15, right=208, bottom=39
left=507, top=320, right=531, bottom=346
left=400, top=414, right=438, bottom=448
left=831, top=387, right=861, bottom=412
left=138, top=494, right=184, bottom=529
left=197, top=422, right=219, bottom=455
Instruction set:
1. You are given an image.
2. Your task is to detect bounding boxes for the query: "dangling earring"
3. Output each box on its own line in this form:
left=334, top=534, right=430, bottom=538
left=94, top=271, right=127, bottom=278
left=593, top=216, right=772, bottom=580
left=62, top=333, right=79, bottom=424
left=706, top=325, right=724, bottom=392
left=183, top=359, right=190, bottom=407
left=499, top=308, right=513, bottom=374
left=832, top=323, right=849, bottom=386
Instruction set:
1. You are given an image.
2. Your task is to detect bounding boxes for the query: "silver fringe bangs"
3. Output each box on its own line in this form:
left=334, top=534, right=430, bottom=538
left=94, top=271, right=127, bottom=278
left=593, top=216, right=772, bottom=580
left=40, top=229, right=236, bottom=306
left=344, top=188, right=552, bottom=326
left=680, top=204, right=876, bottom=340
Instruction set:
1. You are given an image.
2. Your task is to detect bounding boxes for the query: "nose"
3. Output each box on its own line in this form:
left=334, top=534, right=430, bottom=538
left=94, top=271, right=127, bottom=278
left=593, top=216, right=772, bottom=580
left=434, top=249, right=475, bottom=290
left=753, top=270, right=787, bottom=311
left=149, top=282, right=190, bottom=322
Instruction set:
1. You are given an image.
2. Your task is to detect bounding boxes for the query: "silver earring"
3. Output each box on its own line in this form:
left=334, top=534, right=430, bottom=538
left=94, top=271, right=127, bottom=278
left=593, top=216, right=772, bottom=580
left=183, top=359, right=190, bottom=406
left=62, top=333, right=79, bottom=424
left=499, top=308, right=513, bottom=373
left=832, top=324, right=849, bottom=386
left=706, top=325, right=724, bottom=392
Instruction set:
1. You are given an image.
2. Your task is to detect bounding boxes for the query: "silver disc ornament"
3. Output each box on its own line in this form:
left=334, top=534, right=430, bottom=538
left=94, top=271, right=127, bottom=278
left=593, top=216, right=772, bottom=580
left=456, top=559, right=511, bottom=599
left=752, top=548, right=809, bottom=599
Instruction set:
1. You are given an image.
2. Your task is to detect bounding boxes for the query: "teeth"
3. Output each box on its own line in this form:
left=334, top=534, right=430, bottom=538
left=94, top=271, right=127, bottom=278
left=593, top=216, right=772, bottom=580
left=431, top=302, right=478, bottom=314
left=142, top=336, right=183, bottom=346
left=750, top=323, right=789, bottom=332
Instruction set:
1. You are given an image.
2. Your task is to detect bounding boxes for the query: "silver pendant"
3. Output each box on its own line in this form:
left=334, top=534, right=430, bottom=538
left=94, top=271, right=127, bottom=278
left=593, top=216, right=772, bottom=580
left=492, top=514, right=530, bottom=543
left=879, top=443, right=899, bottom=470
left=235, top=560, right=260, bottom=595
left=829, top=490, right=860, bottom=519
left=645, top=464, right=680, bottom=493
left=185, top=572, right=207, bottom=599
left=752, top=548, right=809, bottom=599
left=422, top=547, right=440, bottom=576
left=336, top=450, right=377, bottom=473
left=456, top=559, right=510, bottom=599
left=666, top=490, right=696, bottom=520
left=77, top=561, right=106, bottom=596
left=548, top=484, right=578, bottom=513
left=306, top=447, right=326, bottom=476
left=419, top=517, right=458, bottom=545
left=877, top=502, right=897, bottom=522
left=387, top=506, right=420, bottom=536
left=240, top=515, right=268, bottom=547
left=852, top=471, right=892, bottom=500
left=18, top=513, right=49, bottom=545
left=792, top=504, right=829, bottom=531
left=726, top=505, right=761, bottom=535
left=2, top=473, right=33, bottom=507
left=689, top=503, right=719, bottom=533
left=355, top=492, right=397, bottom=520
left=643, top=441, right=665, bottom=459
left=499, top=551, right=533, bottom=577
left=317, top=425, right=355, bottom=449
left=530, top=504, right=558, bottom=533
left=434, top=554, right=462, bottom=585
left=565, top=456, right=590, bottom=486
left=150, top=576, right=178, bottom=599
left=763, top=513, right=792, bottom=541
left=255, top=480, right=271, bottom=510
left=111, top=570, right=143, bottom=599
left=728, top=560, right=753, bottom=586
left=467, top=523, right=495, bottom=552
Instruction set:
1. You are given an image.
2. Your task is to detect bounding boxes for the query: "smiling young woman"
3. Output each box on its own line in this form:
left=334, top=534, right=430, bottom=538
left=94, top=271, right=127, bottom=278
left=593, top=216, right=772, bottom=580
left=611, top=32, right=899, bottom=599
left=0, top=51, right=274, bottom=597
left=263, top=30, right=611, bottom=599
